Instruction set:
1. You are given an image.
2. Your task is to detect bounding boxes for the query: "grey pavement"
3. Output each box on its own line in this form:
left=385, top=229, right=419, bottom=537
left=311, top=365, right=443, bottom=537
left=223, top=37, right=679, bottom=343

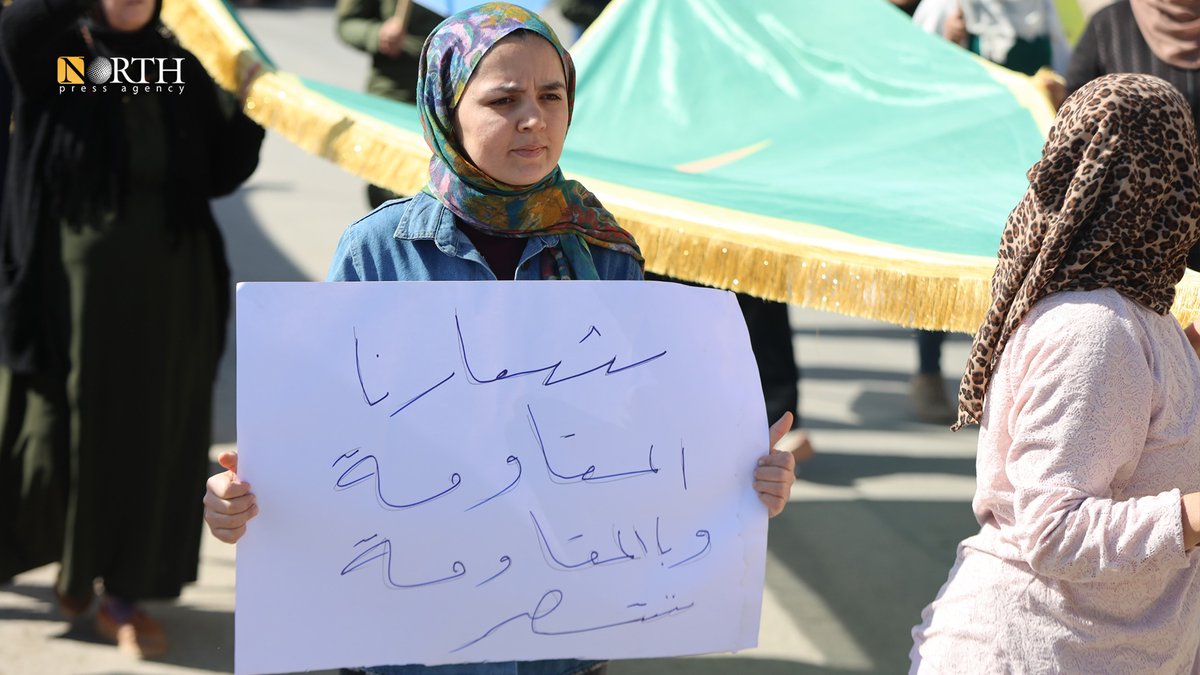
left=0, top=5, right=982, bottom=674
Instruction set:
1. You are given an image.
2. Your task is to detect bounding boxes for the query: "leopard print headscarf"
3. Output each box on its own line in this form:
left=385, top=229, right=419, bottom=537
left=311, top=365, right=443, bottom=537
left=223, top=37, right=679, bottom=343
left=954, top=73, right=1200, bottom=430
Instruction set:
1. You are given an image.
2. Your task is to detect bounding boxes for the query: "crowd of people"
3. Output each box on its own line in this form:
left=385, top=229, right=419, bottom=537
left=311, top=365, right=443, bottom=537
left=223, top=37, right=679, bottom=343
left=2, top=0, right=1200, bottom=672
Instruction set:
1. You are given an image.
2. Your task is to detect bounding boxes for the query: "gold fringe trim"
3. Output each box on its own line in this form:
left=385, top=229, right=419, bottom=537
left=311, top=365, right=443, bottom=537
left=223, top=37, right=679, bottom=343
left=598, top=186, right=1200, bottom=332
left=584, top=175, right=999, bottom=332
left=162, top=0, right=433, bottom=197
left=162, top=0, right=1200, bottom=332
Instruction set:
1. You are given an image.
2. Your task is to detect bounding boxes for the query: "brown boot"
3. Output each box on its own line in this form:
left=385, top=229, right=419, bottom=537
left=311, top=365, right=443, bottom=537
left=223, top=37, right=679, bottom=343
left=95, top=601, right=167, bottom=658
left=909, top=373, right=956, bottom=425
left=54, top=567, right=94, bottom=620
left=54, top=589, right=93, bottom=621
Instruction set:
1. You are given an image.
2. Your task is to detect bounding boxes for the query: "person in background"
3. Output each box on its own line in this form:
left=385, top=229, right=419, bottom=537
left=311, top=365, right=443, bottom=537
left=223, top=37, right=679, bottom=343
left=911, top=73, right=1200, bottom=672
left=0, top=0, right=264, bottom=658
left=335, top=0, right=443, bottom=207
left=1067, top=0, right=1200, bottom=253
left=908, top=0, right=1070, bottom=425
left=1068, top=0, right=1200, bottom=103
left=1066, top=0, right=1200, bottom=355
left=917, top=0, right=1072, bottom=74
left=205, top=5, right=798, bottom=673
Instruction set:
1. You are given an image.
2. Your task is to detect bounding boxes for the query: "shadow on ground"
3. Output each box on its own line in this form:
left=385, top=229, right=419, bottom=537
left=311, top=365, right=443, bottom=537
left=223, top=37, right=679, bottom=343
left=799, top=453, right=975, bottom=487
left=607, top=497, right=977, bottom=674
left=0, top=578, right=235, bottom=673
left=612, top=656, right=868, bottom=674
left=793, top=327, right=972, bottom=342
left=758, top=500, right=975, bottom=673
left=799, top=381, right=966, bottom=434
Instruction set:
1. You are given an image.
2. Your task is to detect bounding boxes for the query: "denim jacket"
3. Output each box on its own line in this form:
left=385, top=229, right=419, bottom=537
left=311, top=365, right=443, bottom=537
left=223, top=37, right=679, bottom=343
left=327, top=192, right=636, bottom=675
left=327, top=192, right=642, bottom=283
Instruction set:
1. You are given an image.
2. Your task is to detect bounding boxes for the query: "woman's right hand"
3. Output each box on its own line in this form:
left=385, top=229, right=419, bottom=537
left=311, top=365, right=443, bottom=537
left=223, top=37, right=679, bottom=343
left=203, top=451, right=258, bottom=544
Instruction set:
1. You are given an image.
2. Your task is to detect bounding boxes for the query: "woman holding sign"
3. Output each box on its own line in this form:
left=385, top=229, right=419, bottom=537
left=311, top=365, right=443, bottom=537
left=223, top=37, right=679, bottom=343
left=205, top=3, right=796, bottom=674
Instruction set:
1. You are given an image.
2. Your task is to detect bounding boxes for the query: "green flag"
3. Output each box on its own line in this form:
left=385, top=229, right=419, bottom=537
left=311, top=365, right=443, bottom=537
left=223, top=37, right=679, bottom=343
left=164, top=0, right=1200, bottom=331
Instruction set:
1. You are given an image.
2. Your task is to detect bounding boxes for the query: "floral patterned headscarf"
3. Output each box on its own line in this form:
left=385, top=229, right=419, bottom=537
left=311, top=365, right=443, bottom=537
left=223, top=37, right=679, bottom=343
left=416, top=2, right=641, bottom=279
left=954, top=74, right=1200, bottom=429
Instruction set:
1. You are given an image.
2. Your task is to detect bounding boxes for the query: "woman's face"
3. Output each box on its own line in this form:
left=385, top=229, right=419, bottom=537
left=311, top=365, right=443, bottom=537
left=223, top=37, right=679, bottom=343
left=453, top=35, right=569, bottom=187
left=100, top=0, right=155, bottom=32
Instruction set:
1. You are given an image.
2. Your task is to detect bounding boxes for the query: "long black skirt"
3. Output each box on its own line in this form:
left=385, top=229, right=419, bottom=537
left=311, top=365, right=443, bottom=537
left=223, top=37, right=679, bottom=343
left=0, top=98, right=222, bottom=600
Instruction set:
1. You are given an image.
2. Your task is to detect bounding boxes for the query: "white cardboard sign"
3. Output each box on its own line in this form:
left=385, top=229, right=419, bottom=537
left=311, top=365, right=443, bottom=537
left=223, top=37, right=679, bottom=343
left=234, top=280, right=769, bottom=674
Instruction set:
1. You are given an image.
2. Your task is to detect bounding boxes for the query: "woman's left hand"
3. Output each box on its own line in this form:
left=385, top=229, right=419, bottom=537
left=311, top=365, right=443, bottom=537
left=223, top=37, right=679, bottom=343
left=756, top=412, right=797, bottom=518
